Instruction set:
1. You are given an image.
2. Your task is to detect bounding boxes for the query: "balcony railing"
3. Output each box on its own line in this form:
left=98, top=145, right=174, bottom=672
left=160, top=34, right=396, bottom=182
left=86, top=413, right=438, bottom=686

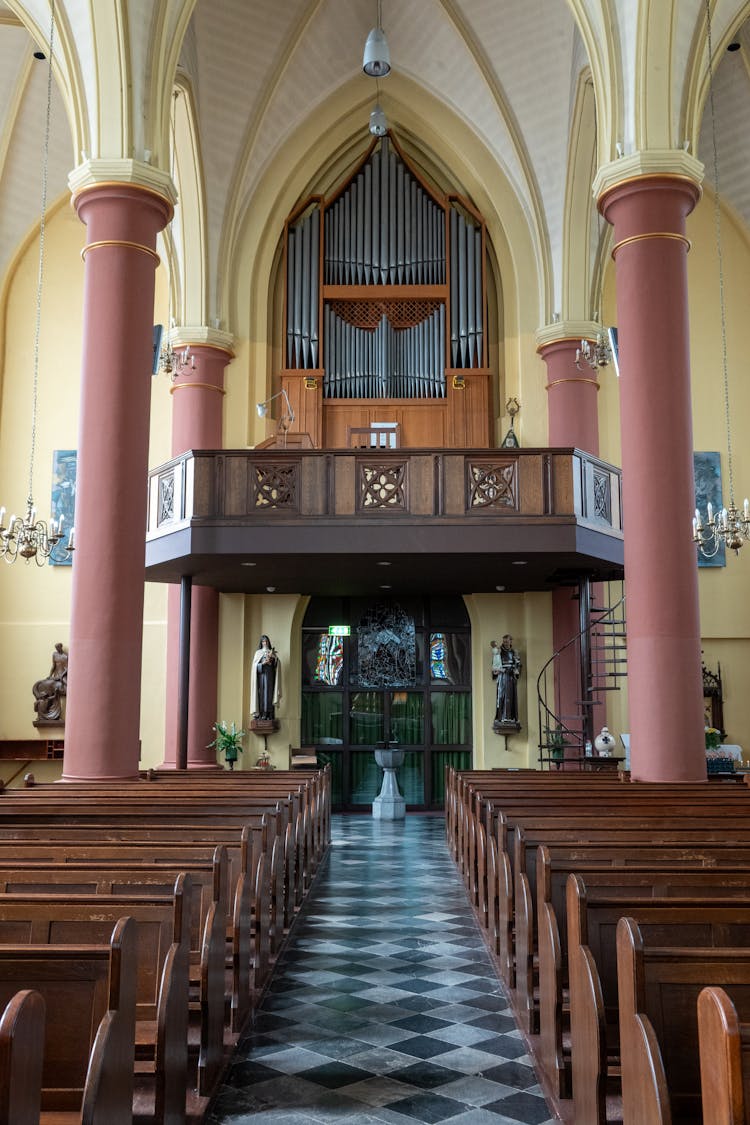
left=146, top=447, right=622, bottom=538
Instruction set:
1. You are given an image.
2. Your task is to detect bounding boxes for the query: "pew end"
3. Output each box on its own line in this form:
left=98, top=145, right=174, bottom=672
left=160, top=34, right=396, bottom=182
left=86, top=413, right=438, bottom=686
left=0, top=989, right=45, bottom=1125
left=698, top=986, right=750, bottom=1125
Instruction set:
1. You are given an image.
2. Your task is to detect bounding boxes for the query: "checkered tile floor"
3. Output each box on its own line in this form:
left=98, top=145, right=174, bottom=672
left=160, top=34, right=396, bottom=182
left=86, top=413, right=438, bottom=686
left=207, top=814, right=556, bottom=1124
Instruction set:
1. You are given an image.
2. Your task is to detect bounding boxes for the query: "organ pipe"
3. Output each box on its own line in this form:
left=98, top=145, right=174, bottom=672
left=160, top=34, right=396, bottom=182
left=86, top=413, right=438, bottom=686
left=449, top=207, right=483, bottom=368
left=322, top=138, right=445, bottom=287
left=323, top=306, right=446, bottom=399
left=286, top=205, right=321, bottom=369
left=285, top=137, right=486, bottom=390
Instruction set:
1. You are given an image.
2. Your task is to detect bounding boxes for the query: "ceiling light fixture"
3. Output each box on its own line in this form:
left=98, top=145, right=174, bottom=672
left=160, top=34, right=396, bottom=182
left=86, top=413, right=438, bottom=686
left=363, top=2, right=390, bottom=137
left=363, top=0, right=390, bottom=77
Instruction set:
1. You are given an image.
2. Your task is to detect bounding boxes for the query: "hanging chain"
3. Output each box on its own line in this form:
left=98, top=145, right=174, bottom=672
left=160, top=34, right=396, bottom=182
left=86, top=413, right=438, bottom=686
left=705, top=0, right=735, bottom=505
left=28, top=0, right=55, bottom=512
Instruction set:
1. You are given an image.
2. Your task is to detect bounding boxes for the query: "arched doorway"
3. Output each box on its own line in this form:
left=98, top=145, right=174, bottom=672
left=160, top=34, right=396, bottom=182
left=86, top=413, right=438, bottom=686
left=301, top=595, right=472, bottom=810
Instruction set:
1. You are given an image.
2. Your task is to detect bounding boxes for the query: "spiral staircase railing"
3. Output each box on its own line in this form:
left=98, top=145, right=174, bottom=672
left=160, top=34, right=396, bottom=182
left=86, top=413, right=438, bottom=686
left=537, top=579, right=626, bottom=769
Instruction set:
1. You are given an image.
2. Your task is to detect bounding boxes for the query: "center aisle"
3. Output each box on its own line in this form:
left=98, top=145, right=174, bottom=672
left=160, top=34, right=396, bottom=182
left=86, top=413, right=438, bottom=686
left=208, top=814, right=556, bottom=1124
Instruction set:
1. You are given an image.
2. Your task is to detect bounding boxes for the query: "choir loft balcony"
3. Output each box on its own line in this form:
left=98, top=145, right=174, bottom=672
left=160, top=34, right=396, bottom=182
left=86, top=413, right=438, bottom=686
left=144, top=447, right=624, bottom=597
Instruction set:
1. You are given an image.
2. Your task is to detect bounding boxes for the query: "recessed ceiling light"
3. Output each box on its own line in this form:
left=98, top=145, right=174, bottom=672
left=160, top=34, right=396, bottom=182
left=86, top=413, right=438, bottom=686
left=266, top=586, right=276, bottom=593
left=241, top=561, right=256, bottom=567
left=380, top=584, right=391, bottom=590
left=377, top=561, right=391, bottom=567
left=496, top=585, right=505, bottom=591
left=728, top=41, right=741, bottom=51
left=512, top=560, right=527, bottom=566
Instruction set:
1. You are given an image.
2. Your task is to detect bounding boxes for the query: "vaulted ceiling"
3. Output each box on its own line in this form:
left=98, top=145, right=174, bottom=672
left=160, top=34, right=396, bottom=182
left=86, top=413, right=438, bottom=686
left=2, top=1, right=750, bottom=332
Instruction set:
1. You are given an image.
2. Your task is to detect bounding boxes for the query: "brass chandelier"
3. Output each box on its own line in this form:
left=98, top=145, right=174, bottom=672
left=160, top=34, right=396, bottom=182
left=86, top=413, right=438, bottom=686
left=0, top=0, right=69, bottom=565
left=693, top=0, right=750, bottom=558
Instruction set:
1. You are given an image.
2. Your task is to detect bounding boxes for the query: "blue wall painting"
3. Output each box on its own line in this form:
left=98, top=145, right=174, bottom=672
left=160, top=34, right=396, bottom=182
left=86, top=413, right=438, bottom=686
left=694, top=451, right=725, bottom=568
left=49, top=450, right=76, bottom=566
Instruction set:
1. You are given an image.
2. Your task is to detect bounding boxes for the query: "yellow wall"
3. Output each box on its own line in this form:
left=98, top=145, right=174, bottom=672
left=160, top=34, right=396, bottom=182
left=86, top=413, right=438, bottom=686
left=688, top=193, right=750, bottom=749
left=214, top=592, right=307, bottom=772
left=0, top=204, right=171, bottom=763
left=466, top=592, right=553, bottom=769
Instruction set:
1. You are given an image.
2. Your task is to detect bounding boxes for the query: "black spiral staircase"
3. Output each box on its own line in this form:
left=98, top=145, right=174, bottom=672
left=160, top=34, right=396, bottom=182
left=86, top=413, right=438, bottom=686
left=537, top=578, right=626, bottom=768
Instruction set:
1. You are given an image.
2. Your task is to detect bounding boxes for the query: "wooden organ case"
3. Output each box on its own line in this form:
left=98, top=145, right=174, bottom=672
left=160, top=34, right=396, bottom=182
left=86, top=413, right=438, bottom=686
left=278, top=134, right=492, bottom=450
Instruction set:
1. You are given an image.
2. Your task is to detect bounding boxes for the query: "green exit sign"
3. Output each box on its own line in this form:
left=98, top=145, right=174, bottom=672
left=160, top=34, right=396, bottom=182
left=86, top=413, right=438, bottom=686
left=328, top=625, right=351, bottom=636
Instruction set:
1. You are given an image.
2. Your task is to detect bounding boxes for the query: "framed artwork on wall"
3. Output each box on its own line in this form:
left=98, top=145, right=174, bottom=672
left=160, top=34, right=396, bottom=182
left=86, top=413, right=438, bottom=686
left=49, top=449, right=76, bottom=566
left=694, top=451, right=725, bottom=568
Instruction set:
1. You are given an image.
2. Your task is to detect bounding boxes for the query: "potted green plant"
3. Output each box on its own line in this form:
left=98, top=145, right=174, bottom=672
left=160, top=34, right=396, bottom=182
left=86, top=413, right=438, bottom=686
left=549, top=724, right=567, bottom=770
left=208, top=720, right=245, bottom=770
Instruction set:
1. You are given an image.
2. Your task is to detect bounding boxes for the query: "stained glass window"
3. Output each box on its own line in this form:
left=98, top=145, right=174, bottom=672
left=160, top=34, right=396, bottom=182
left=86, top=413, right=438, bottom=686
left=430, top=633, right=447, bottom=680
left=429, top=632, right=470, bottom=684
left=302, top=632, right=344, bottom=686
left=315, top=634, right=344, bottom=685
left=356, top=602, right=416, bottom=687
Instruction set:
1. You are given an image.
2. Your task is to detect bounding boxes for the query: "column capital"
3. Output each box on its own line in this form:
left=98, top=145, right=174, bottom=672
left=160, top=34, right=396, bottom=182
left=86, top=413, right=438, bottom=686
left=593, top=149, right=704, bottom=209
left=535, top=320, right=603, bottom=353
left=170, top=325, right=235, bottom=356
left=68, top=158, right=177, bottom=211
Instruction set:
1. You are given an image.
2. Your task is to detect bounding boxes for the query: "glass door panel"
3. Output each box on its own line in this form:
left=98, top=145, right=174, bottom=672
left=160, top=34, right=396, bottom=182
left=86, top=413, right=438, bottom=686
left=431, top=691, right=471, bottom=744
left=398, top=751, right=425, bottom=805
left=316, top=748, right=344, bottom=807
left=349, top=691, right=384, bottom=745
left=302, top=691, right=344, bottom=744
left=390, top=691, right=424, bottom=745
left=351, top=751, right=382, bottom=805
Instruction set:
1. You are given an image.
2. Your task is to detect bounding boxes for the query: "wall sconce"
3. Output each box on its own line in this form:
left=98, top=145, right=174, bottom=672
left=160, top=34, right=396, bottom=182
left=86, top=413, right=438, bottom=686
left=256, top=388, right=295, bottom=429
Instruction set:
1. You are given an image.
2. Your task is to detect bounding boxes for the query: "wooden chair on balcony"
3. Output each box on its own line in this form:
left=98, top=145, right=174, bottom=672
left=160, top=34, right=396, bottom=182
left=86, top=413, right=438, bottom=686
left=347, top=423, right=400, bottom=449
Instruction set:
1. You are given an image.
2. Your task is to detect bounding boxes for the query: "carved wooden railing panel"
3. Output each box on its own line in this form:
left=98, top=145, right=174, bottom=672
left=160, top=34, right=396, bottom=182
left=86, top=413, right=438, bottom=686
left=358, top=461, right=408, bottom=511
left=466, top=458, right=518, bottom=511
left=146, top=448, right=622, bottom=536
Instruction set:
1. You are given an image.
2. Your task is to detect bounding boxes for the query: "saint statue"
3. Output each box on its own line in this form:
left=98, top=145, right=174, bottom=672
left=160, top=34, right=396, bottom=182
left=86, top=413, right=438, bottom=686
left=250, top=635, right=281, bottom=721
left=32, top=642, right=68, bottom=723
left=491, top=634, right=522, bottom=730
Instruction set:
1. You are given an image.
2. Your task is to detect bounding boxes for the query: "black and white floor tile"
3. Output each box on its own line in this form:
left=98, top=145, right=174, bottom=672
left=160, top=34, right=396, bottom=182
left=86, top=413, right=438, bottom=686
left=207, top=814, right=556, bottom=1124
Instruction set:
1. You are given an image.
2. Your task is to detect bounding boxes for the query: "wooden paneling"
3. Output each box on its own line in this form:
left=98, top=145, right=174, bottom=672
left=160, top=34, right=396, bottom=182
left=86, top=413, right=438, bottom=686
left=175, top=448, right=622, bottom=531
left=281, top=370, right=323, bottom=448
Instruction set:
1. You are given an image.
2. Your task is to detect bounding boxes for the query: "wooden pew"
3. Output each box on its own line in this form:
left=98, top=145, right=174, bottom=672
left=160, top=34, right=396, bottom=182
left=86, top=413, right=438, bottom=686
left=567, top=881, right=750, bottom=1124
left=0, top=817, right=289, bottom=954
left=0, top=886, right=189, bottom=1124
left=0, top=916, right=137, bottom=1125
left=617, top=917, right=750, bottom=1124
left=0, top=795, right=300, bottom=939
left=535, top=858, right=750, bottom=1100
left=510, top=823, right=750, bottom=996
left=11, top=777, right=325, bottom=897
left=0, top=989, right=44, bottom=1125
left=698, top=985, right=750, bottom=1125
left=0, top=860, right=226, bottom=1099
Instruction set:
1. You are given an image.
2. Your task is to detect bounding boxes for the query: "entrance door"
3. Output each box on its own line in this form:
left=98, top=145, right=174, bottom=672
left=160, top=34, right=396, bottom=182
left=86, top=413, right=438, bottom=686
left=301, top=596, right=472, bottom=810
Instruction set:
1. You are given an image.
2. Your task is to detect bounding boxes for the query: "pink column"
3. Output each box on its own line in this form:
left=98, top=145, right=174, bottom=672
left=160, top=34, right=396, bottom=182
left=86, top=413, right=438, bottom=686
left=162, top=345, right=231, bottom=768
left=539, top=336, right=601, bottom=751
left=64, top=183, right=172, bottom=779
left=539, top=338, right=600, bottom=454
left=601, top=175, right=705, bottom=780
